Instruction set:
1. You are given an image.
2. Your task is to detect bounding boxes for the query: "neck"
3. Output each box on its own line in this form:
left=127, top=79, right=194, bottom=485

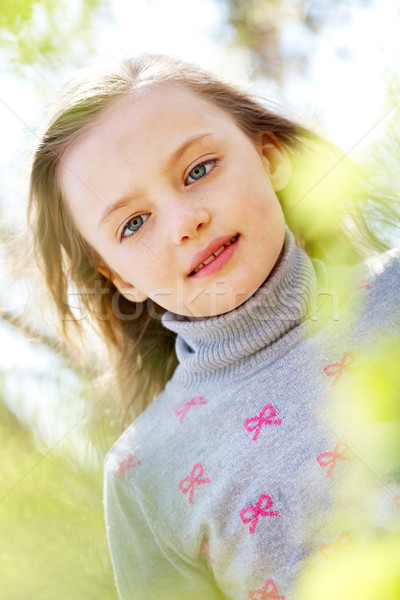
left=162, top=228, right=325, bottom=385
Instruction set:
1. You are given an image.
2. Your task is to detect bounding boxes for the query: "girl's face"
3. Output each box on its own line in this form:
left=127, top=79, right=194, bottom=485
left=60, top=84, right=289, bottom=317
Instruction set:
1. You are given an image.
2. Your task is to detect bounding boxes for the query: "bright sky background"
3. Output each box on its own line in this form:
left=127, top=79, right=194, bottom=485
left=2, top=0, right=400, bottom=165
left=1, top=0, right=399, bottom=452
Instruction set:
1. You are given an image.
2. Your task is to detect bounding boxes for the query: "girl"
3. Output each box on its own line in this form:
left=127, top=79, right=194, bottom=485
left=28, top=55, right=399, bottom=599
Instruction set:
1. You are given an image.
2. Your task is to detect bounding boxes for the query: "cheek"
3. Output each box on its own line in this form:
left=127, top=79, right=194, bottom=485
left=119, top=249, right=167, bottom=292
left=237, top=178, right=281, bottom=222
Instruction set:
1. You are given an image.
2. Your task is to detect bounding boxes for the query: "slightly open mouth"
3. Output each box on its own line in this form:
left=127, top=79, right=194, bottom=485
left=189, top=234, right=239, bottom=276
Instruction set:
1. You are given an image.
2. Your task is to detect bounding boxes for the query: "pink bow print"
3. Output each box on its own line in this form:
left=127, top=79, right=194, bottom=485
left=179, top=463, right=211, bottom=505
left=113, top=453, right=141, bottom=480
left=240, top=493, right=279, bottom=534
left=319, top=530, right=353, bottom=560
left=244, top=404, right=282, bottom=441
left=323, top=352, right=356, bottom=386
left=200, top=539, right=215, bottom=564
left=174, top=396, right=207, bottom=421
left=317, top=441, right=355, bottom=478
left=351, top=278, right=370, bottom=292
left=248, top=579, right=285, bottom=600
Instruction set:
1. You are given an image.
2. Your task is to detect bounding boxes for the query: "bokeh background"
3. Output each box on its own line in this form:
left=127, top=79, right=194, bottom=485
left=1, top=1, right=399, bottom=598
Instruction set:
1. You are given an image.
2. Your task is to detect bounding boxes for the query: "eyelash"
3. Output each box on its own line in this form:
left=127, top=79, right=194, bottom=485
left=120, top=159, right=218, bottom=241
left=120, top=214, right=149, bottom=241
left=185, top=159, right=216, bottom=185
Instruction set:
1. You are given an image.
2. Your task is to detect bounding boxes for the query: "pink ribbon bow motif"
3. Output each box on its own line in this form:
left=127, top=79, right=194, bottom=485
left=317, top=441, right=355, bottom=478
left=200, top=539, right=215, bottom=564
left=249, top=579, right=285, bottom=600
left=244, top=404, right=282, bottom=441
left=323, top=352, right=356, bottom=386
left=319, top=530, right=353, bottom=560
left=174, top=396, right=207, bottom=422
left=240, top=493, right=279, bottom=534
left=113, top=453, right=141, bottom=480
left=179, top=463, right=211, bottom=505
left=351, top=277, right=370, bottom=293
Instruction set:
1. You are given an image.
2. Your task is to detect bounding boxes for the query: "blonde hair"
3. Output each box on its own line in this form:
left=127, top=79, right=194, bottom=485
left=28, top=54, right=372, bottom=424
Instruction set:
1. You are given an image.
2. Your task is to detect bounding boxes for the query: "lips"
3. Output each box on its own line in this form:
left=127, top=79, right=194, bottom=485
left=189, top=234, right=239, bottom=276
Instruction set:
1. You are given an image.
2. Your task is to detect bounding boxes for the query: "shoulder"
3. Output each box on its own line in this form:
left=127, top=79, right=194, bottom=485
left=319, top=246, right=400, bottom=340
left=360, top=245, right=400, bottom=316
left=104, top=379, right=187, bottom=489
left=335, top=245, right=400, bottom=300
left=104, top=424, right=139, bottom=486
left=103, top=396, right=166, bottom=527
left=104, top=393, right=164, bottom=482
left=364, top=245, right=400, bottom=287
left=342, top=245, right=400, bottom=337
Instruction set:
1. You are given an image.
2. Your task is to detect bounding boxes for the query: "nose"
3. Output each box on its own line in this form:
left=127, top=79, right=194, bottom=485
left=169, top=202, right=210, bottom=245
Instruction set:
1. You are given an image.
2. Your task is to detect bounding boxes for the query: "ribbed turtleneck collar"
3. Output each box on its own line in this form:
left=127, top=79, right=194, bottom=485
left=162, top=229, right=324, bottom=384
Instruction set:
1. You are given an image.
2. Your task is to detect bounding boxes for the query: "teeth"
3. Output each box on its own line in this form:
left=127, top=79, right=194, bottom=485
left=193, top=264, right=205, bottom=274
left=213, top=246, right=225, bottom=257
left=192, top=235, right=238, bottom=274
left=203, top=255, right=215, bottom=265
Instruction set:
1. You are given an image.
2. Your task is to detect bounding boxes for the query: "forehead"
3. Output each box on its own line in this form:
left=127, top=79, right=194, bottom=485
left=67, top=83, right=240, bottom=160
left=60, top=83, right=248, bottom=208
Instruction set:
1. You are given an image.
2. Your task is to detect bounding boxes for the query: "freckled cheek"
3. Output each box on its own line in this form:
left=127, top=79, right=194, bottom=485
left=231, top=182, right=276, bottom=222
left=254, top=177, right=282, bottom=212
left=226, top=179, right=255, bottom=207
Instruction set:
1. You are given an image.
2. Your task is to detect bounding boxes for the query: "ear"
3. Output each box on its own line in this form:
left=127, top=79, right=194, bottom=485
left=258, top=133, right=292, bottom=191
left=97, top=265, right=148, bottom=303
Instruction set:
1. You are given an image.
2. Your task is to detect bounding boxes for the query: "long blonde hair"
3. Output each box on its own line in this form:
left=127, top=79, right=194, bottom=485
left=28, top=54, right=377, bottom=424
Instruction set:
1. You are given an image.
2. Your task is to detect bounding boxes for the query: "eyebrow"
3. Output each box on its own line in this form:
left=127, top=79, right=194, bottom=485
left=98, top=132, right=213, bottom=228
left=163, top=132, right=213, bottom=173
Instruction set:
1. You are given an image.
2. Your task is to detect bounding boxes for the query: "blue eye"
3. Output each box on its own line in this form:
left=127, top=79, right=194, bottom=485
left=121, top=214, right=149, bottom=240
left=186, top=160, right=214, bottom=184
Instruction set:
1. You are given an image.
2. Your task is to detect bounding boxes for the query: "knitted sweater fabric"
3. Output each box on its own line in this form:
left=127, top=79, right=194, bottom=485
left=104, top=229, right=400, bottom=600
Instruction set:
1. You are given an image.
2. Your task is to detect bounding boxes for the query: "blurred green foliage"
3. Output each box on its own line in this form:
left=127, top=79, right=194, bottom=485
left=0, top=391, right=118, bottom=600
left=0, top=0, right=107, bottom=70
left=0, top=1, right=399, bottom=599
left=295, top=329, right=400, bottom=599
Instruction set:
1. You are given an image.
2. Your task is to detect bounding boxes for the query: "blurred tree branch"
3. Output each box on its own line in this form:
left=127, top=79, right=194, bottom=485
left=0, top=307, right=96, bottom=377
left=217, top=0, right=373, bottom=81
left=0, top=0, right=110, bottom=375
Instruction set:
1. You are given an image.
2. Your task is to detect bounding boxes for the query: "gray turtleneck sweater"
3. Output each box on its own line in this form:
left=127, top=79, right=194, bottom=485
left=104, top=230, right=399, bottom=600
